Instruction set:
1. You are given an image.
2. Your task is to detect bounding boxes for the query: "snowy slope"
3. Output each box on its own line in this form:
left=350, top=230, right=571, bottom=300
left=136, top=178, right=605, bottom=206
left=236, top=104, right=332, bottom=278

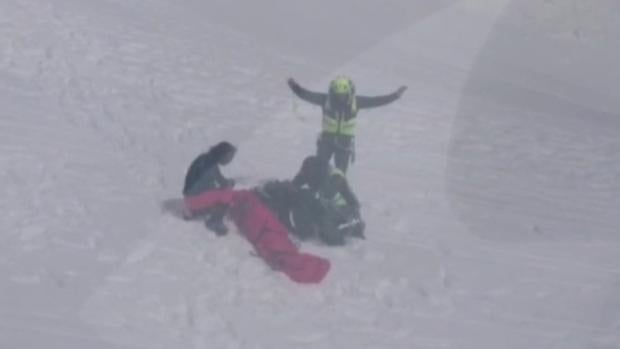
left=1, top=1, right=619, bottom=348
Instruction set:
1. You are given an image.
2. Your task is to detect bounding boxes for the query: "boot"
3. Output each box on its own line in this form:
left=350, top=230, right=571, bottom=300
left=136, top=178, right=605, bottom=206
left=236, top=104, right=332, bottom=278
left=205, top=217, right=228, bottom=236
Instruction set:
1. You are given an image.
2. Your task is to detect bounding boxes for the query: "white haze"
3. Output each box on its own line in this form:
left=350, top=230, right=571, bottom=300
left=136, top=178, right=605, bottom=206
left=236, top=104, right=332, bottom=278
left=1, top=0, right=619, bottom=348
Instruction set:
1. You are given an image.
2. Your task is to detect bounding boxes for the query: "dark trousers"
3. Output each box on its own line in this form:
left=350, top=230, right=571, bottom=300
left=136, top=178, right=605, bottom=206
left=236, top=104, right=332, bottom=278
left=205, top=204, right=228, bottom=223
left=316, top=133, right=354, bottom=173
left=318, top=206, right=364, bottom=246
left=290, top=189, right=365, bottom=246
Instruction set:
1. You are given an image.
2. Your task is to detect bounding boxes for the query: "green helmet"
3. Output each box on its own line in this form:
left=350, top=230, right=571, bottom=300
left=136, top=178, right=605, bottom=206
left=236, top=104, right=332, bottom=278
left=328, top=76, right=355, bottom=106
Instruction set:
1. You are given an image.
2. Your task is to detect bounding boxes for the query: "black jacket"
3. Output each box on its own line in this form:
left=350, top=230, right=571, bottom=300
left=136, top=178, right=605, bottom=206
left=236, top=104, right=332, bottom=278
left=292, top=169, right=360, bottom=209
left=183, top=142, right=235, bottom=196
left=255, top=180, right=297, bottom=228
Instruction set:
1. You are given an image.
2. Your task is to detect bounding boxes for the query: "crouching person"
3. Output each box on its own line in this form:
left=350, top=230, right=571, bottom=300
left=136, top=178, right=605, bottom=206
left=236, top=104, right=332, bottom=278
left=292, top=156, right=365, bottom=246
left=182, top=141, right=236, bottom=235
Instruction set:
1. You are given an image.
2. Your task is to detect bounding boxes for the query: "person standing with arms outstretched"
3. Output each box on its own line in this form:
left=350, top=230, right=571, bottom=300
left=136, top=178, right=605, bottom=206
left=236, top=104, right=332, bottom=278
left=287, top=76, right=407, bottom=173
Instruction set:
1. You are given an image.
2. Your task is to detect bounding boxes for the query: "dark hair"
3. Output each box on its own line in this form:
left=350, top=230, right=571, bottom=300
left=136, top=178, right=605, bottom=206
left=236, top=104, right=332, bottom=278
left=210, top=141, right=236, bottom=160
left=301, top=156, right=328, bottom=178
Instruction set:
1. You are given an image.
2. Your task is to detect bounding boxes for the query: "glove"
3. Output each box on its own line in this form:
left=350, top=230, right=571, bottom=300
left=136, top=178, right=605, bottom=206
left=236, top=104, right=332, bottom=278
left=287, top=78, right=300, bottom=91
left=337, top=216, right=365, bottom=239
left=395, top=85, right=408, bottom=98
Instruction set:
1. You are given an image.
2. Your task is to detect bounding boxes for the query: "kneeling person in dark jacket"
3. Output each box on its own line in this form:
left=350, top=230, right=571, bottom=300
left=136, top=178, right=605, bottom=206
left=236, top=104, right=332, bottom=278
left=183, top=141, right=237, bottom=235
left=291, top=156, right=365, bottom=245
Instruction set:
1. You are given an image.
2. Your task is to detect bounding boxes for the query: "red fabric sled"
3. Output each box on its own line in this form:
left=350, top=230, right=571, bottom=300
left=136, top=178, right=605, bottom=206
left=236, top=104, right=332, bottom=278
left=184, top=189, right=330, bottom=284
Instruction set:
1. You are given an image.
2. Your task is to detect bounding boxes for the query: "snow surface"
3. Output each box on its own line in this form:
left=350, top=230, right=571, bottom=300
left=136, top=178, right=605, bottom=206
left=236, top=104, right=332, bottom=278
left=1, top=0, right=619, bottom=348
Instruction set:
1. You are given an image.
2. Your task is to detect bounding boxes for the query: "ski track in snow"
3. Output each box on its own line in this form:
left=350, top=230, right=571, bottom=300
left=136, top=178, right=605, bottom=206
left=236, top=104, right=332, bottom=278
left=1, top=0, right=620, bottom=348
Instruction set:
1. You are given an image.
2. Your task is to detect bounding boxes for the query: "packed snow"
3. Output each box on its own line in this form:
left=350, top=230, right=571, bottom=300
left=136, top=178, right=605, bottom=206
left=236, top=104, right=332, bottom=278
left=1, top=0, right=619, bottom=348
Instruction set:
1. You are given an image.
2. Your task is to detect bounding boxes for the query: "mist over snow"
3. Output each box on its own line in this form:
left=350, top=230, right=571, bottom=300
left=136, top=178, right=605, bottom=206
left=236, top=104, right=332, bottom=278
left=1, top=1, right=619, bottom=348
